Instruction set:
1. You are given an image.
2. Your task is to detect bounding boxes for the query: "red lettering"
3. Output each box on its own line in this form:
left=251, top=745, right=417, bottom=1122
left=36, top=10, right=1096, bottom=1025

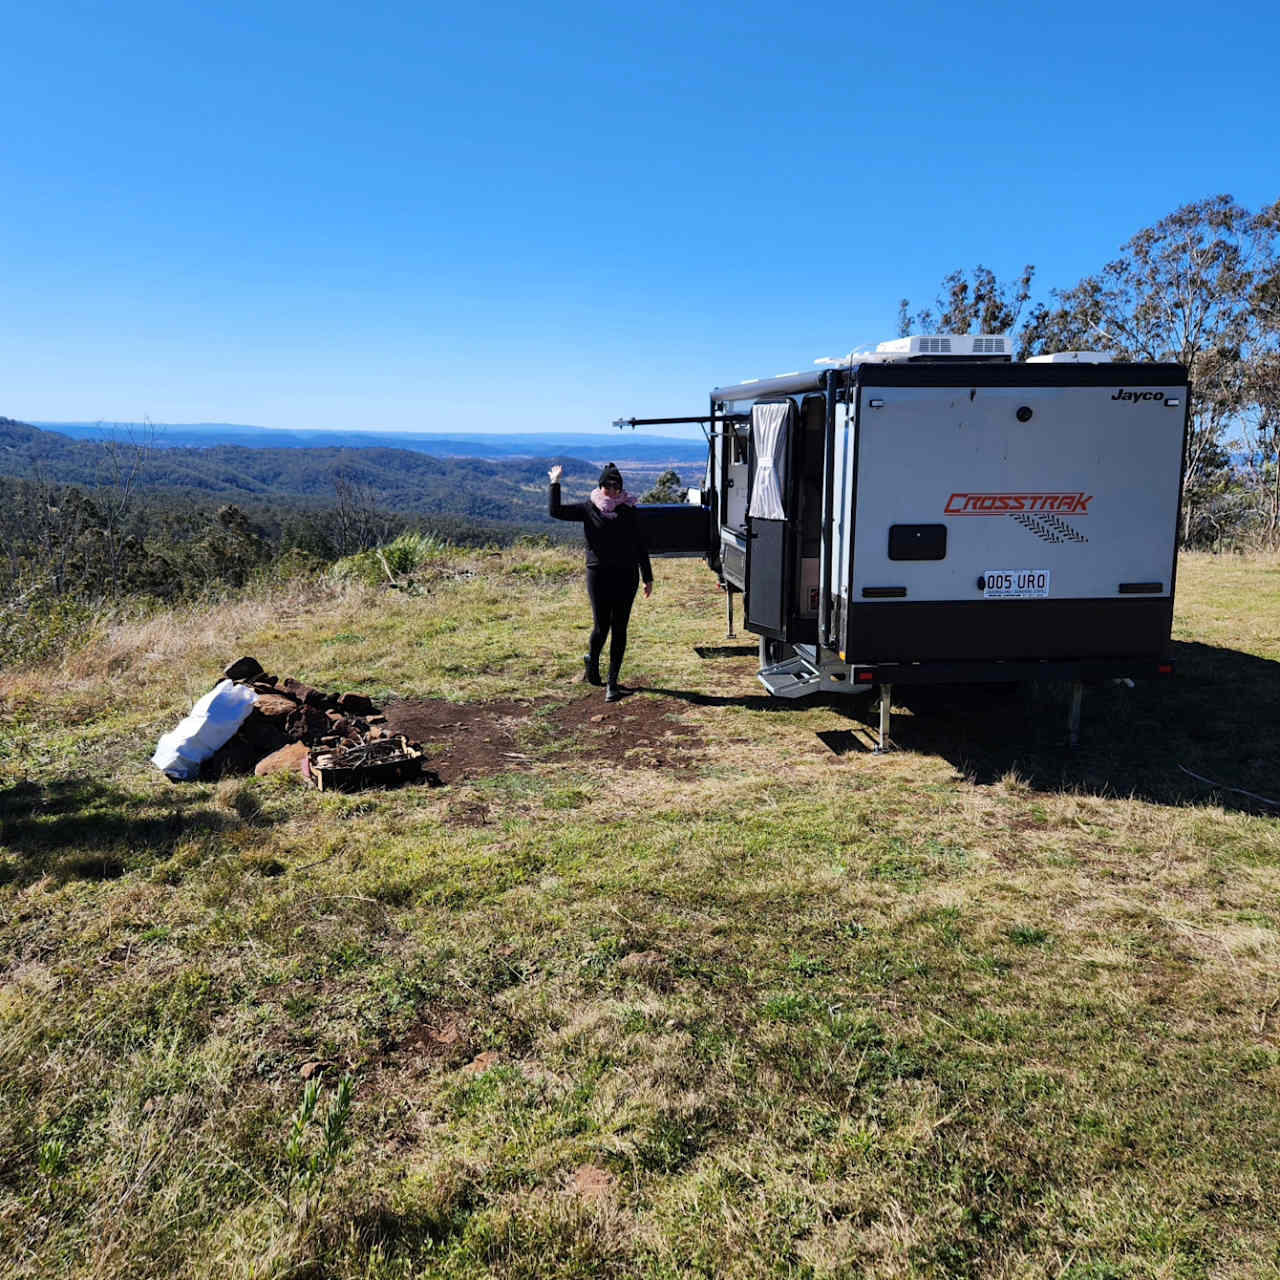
left=943, top=491, right=1094, bottom=515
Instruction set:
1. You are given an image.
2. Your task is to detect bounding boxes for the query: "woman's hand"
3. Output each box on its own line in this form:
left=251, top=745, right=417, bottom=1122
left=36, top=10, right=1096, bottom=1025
left=548, top=464, right=563, bottom=483
left=644, top=581, right=653, bottom=598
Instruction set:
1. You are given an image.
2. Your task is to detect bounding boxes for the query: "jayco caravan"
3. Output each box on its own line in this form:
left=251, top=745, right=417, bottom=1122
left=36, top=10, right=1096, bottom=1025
left=623, top=335, right=1189, bottom=747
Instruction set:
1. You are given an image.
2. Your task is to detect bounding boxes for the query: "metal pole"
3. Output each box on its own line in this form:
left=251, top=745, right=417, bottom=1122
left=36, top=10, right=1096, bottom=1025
left=611, top=416, right=717, bottom=427
left=874, top=683, right=892, bottom=753
left=726, top=587, right=736, bottom=638
left=818, top=370, right=837, bottom=649
left=1068, top=680, right=1083, bottom=748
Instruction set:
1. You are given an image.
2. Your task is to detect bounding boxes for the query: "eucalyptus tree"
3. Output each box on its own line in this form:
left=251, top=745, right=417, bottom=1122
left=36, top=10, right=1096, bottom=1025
left=1019, top=195, right=1279, bottom=544
left=898, top=264, right=1036, bottom=338
left=1240, top=202, right=1280, bottom=543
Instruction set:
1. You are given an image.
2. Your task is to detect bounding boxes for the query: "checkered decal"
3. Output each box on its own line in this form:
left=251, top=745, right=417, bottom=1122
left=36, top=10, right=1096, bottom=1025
left=1011, top=512, right=1088, bottom=544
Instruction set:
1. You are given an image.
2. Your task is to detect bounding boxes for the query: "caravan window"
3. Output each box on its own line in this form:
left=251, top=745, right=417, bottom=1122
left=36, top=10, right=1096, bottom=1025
left=748, top=402, right=790, bottom=520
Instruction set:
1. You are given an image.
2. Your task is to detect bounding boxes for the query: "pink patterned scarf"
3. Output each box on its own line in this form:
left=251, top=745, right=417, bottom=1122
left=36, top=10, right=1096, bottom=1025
left=590, top=487, right=637, bottom=518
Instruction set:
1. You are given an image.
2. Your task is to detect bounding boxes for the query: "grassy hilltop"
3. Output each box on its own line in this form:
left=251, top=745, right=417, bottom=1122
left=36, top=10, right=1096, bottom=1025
left=1, top=549, right=1279, bottom=1278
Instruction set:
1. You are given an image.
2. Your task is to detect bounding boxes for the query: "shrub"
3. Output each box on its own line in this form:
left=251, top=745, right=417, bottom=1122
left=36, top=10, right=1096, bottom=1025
left=0, top=579, right=98, bottom=667
left=329, top=530, right=452, bottom=586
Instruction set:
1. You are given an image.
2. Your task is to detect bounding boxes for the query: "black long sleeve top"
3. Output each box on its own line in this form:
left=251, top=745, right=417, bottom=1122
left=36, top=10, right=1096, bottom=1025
left=549, top=483, right=653, bottom=583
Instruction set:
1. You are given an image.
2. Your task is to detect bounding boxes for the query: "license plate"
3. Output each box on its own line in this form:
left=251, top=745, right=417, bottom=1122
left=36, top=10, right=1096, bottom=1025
left=983, top=569, right=1050, bottom=599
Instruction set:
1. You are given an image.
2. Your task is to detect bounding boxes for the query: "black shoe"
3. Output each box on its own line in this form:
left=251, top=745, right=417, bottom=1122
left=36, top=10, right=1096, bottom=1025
left=605, top=682, right=623, bottom=702
left=582, top=655, right=603, bottom=686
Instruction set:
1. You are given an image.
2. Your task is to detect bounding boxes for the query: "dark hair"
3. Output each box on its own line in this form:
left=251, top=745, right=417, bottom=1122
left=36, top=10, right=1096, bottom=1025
left=598, top=463, right=624, bottom=489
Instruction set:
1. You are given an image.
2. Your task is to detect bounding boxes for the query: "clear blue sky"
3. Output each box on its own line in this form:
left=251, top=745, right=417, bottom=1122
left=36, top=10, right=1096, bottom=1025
left=2, top=0, right=1277, bottom=438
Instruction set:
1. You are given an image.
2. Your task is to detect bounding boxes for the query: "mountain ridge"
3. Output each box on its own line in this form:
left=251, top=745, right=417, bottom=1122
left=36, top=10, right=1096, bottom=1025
left=0, top=416, right=698, bottom=525
left=29, top=420, right=708, bottom=465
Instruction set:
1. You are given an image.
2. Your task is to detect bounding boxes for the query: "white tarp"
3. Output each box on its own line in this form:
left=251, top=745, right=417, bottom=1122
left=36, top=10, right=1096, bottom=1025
left=747, top=402, right=789, bottom=520
left=151, top=678, right=257, bottom=780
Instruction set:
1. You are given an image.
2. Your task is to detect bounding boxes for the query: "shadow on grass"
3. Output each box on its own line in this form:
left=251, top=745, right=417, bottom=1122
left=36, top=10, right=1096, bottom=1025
left=693, top=644, right=760, bottom=659
left=634, top=685, right=864, bottom=714
left=0, top=777, right=245, bottom=884
left=644, top=641, right=1279, bottom=813
left=830, top=640, right=1280, bottom=813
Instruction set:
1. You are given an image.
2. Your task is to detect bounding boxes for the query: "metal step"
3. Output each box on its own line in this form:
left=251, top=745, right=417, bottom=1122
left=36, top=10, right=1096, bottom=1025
left=757, top=654, right=823, bottom=699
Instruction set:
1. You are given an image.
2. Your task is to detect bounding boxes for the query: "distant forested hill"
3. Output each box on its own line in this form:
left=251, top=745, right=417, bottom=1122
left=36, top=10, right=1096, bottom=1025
left=0, top=417, right=684, bottom=524
left=31, top=421, right=707, bottom=467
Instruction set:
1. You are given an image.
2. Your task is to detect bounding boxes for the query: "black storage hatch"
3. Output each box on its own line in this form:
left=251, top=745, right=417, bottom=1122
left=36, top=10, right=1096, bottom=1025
left=888, top=523, right=948, bottom=561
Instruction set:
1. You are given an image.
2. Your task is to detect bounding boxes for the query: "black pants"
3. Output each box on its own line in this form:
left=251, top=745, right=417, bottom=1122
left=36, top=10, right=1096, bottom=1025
left=586, top=565, right=639, bottom=679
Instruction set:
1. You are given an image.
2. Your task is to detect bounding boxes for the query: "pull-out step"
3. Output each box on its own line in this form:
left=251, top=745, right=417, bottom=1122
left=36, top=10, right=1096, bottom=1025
left=757, top=654, right=823, bottom=698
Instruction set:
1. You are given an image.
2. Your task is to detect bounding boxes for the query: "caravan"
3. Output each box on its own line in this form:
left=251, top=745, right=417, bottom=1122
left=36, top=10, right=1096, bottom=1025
left=624, top=335, right=1190, bottom=747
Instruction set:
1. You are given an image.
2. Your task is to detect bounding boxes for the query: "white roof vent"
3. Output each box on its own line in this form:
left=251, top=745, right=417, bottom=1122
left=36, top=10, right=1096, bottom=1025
left=874, top=334, right=1009, bottom=359
left=1026, top=351, right=1114, bottom=363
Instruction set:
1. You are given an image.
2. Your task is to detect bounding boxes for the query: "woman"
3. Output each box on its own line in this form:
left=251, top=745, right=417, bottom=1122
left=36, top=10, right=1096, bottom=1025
left=548, top=461, right=653, bottom=702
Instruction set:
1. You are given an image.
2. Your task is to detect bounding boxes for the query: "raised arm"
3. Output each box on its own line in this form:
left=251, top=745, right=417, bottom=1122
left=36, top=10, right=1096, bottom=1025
left=548, top=464, right=587, bottom=522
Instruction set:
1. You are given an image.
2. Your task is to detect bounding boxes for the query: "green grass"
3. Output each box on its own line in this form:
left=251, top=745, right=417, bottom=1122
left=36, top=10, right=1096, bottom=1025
left=1, top=549, right=1279, bottom=1277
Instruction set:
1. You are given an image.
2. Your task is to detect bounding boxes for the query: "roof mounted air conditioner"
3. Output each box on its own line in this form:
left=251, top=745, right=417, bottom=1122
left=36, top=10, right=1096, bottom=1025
left=873, top=334, right=1011, bottom=361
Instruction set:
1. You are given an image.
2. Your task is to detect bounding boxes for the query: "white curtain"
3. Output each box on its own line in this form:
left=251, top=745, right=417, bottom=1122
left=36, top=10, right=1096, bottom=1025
left=747, top=402, right=789, bottom=520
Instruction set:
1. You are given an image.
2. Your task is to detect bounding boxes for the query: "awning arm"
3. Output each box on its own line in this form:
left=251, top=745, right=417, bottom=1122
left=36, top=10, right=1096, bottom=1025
left=612, top=414, right=747, bottom=442
left=612, top=416, right=715, bottom=427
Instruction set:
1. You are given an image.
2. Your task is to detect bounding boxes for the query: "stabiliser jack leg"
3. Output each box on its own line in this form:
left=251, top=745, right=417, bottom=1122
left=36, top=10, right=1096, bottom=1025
left=874, top=683, right=893, bottom=754
left=1067, top=680, right=1083, bottom=749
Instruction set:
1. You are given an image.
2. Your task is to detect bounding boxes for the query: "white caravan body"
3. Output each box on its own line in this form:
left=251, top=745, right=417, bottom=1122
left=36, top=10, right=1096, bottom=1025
left=627, top=336, right=1189, bottom=713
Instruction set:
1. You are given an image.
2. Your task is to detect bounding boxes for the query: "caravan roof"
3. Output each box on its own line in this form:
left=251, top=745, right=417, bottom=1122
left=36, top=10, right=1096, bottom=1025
left=712, top=334, right=1014, bottom=403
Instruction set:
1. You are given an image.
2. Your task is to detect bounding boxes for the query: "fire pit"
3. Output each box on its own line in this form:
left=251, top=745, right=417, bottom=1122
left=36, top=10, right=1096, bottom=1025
left=305, top=735, right=425, bottom=792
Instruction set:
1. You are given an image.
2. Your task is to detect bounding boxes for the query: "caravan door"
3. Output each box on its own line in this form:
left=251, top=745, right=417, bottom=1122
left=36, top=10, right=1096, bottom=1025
left=745, top=401, right=792, bottom=638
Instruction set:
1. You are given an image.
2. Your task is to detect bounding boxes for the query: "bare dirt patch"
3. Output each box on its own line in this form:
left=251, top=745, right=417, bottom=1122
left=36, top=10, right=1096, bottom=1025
left=395, top=1015, right=474, bottom=1071
left=543, top=692, right=703, bottom=773
left=382, top=692, right=704, bottom=782
left=382, top=698, right=537, bottom=784
left=567, top=1165, right=617, bottom=1202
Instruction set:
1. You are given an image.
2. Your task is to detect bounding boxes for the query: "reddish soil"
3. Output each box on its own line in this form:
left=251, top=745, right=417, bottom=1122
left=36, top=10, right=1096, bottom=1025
left=568, top=1165, right=617, bottom=1201
left=381, top=691, right=704, bottom=785
left=395, top=1014, right=475, bottom=1071
left=381, top=697, right=537, bottom=785
left=544, top=690, right=703, bottom=771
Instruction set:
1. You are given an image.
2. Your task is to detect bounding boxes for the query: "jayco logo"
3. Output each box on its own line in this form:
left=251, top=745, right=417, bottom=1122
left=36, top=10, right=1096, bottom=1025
left=1111, top=389, right=1164, bottom=403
